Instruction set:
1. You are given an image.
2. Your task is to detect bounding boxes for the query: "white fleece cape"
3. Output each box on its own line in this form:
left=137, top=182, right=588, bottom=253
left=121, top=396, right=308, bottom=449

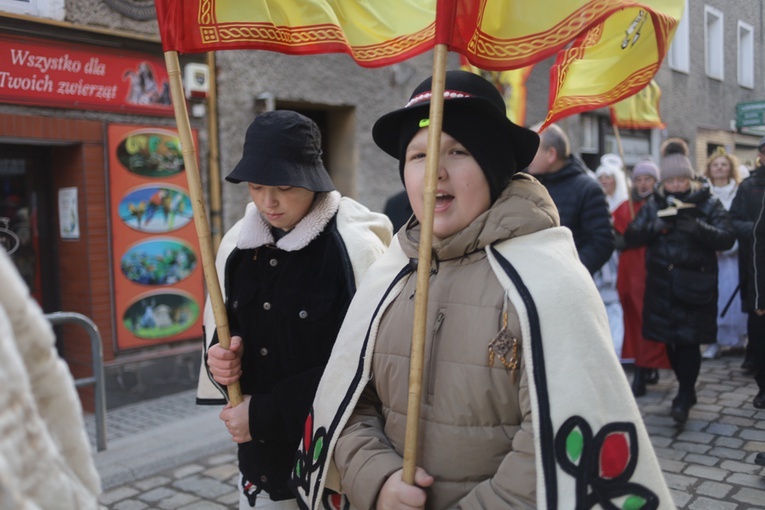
left=294, top=227, right=675, bottom=510
left=0, top=248, right=101, bottom=509
left=196, top=192, right=393, bottom=403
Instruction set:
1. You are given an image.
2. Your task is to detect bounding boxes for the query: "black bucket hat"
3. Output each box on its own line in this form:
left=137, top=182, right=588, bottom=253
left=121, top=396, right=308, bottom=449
left=372, top=70, right=539, bottom=200
left=226, top=110, right=335, bottom=192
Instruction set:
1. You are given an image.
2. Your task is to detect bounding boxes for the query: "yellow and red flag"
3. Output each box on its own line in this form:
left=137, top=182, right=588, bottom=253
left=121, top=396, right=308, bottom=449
left=609, top=80, right=665, bottom=129
left=459, top=56, right=533, bottom=126
left=155, top=0, right=684, bottom=125
left=543, top=2, right=683, bottom=127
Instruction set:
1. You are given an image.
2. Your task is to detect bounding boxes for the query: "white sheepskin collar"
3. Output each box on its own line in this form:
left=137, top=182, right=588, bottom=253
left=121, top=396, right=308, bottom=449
left=237, top=191, right=341, bottom=252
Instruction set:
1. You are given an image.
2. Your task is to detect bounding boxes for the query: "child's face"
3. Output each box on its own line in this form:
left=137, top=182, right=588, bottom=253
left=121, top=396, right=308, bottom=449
left=708, top=156, right=731, bottom=182
left=248, top=183, right=315, bottom=230
left=663, top=177, right=691, bottom=194
left=403, top=128, right=491, bottom=240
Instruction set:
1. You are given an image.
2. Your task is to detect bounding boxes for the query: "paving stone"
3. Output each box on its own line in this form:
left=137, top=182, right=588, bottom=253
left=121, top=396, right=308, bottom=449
left=204, top=463, right=240, bottom=481
left=674, top=442, right=713, bottom=454
left=137, top=486, right=179, bottom=503
left=663, top=472, right=698, bottom=491
left=650, top=435, right=673, bottom=448
left=707, top=447, right=747, bottom=461
left=694, top=480, right=733, bottom=498
left=157, top=492, right=200, bottom=509
left=739, top=428, right=765, bottom=441
left=687, top=497, right=738, bottom=509
left=726, top=472, right=765, bottom=489
left=670, top=488, right=693, bottom=508
left=743, top=441, right=765, bottom=453
left=683, top=453, right=719, bottom=467
left=705, top=423, right=738, bottom=437
left=658, top=457, right=687, bottom=473
left=719, top=459, right=764, bottom=475
left=678, top=431, right=717, bottom=444
left=172, top=475, right=233, bottom=498
left=99, top=486, right=139, bottom=505
left=178, top=502, right=228, bottom=510
left=732, top=487, right=765, bottom=506
left=713, top=437, right=744, bottom=449
left=173, top=463, right=205, bottom=479
left=113, top=500, right=149, bottom=510
left=133, top=475, right=172, bottom=491
left=684, top=465, right=729, bottom=481
left=717, top=416, right=754, bottom=428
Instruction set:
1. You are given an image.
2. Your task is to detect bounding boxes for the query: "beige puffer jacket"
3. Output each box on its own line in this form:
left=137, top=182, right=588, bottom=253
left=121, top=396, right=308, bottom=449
left=334, top=173, right=559, bottom=509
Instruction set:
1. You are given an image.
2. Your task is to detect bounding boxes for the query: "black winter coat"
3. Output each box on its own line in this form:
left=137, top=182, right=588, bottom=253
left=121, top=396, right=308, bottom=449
left=729, top=165, right=765, bottom=312
left=531, top=156, right=614, bottom=273
left=625, top=180, right=735, bottom=345
left=218, top=217, right=354, bottom=501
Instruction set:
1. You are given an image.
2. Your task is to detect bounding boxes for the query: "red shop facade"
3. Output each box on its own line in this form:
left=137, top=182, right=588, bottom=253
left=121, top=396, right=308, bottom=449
left=0, top=16, right=208, bottom=409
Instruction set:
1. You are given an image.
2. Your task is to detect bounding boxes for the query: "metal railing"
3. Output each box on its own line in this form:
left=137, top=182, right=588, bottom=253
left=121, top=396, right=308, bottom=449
left=45, top=312, right=107, bottom=451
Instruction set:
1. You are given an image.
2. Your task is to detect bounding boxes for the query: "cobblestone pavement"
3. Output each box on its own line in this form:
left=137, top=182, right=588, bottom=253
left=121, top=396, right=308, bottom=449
left=92, top=352, right=765, bottom=509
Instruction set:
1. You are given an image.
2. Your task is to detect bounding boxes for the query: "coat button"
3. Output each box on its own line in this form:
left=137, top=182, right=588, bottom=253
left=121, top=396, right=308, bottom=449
left=260, top=347, right=268, bottom=356
left=232, top=300, right=238, bottom=309
left=263, top=302, right=271, bottom=310
left=269, top=258, right=278, bottom=267
left=260, top=475, right=268, bottom=483
left=299, top=310, right=308, bottom=319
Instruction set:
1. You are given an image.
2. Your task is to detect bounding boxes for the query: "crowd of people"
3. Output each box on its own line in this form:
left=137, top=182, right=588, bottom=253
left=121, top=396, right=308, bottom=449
left=201, top=71, right=765, bottom=508
left=5, top=69, right=765, bottom=508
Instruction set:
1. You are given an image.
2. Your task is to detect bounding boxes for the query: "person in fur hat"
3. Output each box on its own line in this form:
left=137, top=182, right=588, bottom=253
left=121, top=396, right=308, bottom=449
left=626, top=154, right=735, bottom=423
left=291, top=71, right=674, bottom=510
left=202, top=110, right=392, bottom=508
left=613, top=160, right=671, bottom=397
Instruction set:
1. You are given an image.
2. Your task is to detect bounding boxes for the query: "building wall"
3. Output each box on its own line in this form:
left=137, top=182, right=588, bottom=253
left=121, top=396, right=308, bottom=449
left=214, top=51, right=444, bottom=228
left=655, top=0, right=764, bottom=169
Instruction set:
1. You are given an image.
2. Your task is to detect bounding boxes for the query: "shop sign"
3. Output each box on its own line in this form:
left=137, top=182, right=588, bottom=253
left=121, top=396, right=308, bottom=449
left=108, top=124, right=204, bottom=350
left=0, top=34, right=173, bottom=116
left=736, top=100, right=765, bottom=129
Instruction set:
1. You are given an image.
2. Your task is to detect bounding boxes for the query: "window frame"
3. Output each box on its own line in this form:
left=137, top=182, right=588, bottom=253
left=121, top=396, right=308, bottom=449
left=737, top=20, right=754, bottom=89
left=704, top=5, right=724, bottom=81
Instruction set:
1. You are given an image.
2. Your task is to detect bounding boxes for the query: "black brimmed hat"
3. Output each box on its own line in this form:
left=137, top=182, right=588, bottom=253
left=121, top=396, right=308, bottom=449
left=226, top=110, right=335, bottom=192
left=372, top=70, right=539, bottom=200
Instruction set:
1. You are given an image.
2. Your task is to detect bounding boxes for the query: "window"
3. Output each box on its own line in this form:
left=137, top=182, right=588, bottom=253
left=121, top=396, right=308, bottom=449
left=668, top=0, right=689, bottom=73
left=738, top=21, right=754, bottom=89
left=0, top=0, right=35, bottom=15
left=704, top=5, right=724, bottom=80
left=0, top=0, right=65, bottom=19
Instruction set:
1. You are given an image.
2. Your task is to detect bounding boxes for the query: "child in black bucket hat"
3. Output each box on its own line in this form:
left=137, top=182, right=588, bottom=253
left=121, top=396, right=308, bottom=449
left=200, top=110, right=392, bottom=508
left=295, top=71, right=674, bottom=509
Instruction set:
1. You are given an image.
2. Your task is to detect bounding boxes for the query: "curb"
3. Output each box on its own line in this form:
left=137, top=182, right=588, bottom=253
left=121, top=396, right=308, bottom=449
left=94, top=406, right=234, bottom=490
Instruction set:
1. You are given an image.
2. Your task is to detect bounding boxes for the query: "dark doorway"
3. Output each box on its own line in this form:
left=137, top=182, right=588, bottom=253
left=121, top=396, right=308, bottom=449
left=0, top=144, right=58, bottom=313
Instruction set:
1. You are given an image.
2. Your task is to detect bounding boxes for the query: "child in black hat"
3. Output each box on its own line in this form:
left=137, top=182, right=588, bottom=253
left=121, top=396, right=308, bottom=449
left=201, top=110, right=392, bottom=508
left=295, top=71, right=673, bottom=509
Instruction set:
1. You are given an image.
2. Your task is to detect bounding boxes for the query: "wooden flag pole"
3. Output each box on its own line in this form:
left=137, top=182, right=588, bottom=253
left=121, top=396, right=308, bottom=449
left=402, top=43, right=448, bottom=485
left=164, top=50, right=242, bottom=406
left=612, top=124, right=635, bottom=220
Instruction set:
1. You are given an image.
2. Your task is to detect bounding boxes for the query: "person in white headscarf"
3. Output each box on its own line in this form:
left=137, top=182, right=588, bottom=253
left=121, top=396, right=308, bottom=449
left=594, top=154, right=629, bottom=359
left=597, top=154, right=630, bottom=213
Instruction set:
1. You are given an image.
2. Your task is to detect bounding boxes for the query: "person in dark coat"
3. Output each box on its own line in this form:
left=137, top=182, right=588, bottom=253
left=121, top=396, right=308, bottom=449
left=614, top=160, right=670, bottom=397
left=382, top=189, right=413, bottom=231
left=525, top=123, right=614, bottom=274
left=626, top=154, right=735, bottom=423
left=740, top=139, right=765, bottom=409
left=203, top=111, right=391, bottom=508
left=729, top=140, right=765, bottom=378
